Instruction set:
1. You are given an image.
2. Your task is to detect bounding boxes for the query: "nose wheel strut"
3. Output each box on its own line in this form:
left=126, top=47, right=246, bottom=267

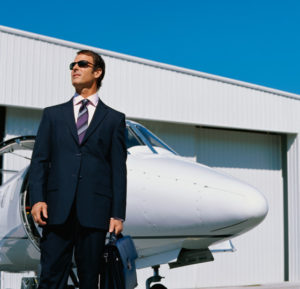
left=146, top=265, right=167, bottom=289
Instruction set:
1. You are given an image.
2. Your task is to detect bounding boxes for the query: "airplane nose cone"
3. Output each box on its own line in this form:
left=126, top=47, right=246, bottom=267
left=169, top=158, right=269, bottom=235
left=126, top=155, right=269, bottom=237
left=237, top=184, right=268, bottom=229
left=243, top=185, right=268, bottom=220
left=203, top=178, right=269, bottom=236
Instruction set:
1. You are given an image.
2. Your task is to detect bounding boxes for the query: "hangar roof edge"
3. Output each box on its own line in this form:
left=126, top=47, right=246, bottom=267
left=1, top=25, right=299, bottom=101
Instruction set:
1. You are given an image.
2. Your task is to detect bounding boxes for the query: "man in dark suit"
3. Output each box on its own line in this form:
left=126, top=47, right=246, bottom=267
left=29, top=50, right=127, bottom=289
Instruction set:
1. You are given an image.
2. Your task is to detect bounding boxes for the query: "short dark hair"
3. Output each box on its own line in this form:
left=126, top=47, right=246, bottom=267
left=77, top=50, right=105, bottom=89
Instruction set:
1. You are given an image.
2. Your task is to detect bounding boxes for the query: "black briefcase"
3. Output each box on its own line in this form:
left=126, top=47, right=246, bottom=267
left=100, top=233, right=138, bottom=289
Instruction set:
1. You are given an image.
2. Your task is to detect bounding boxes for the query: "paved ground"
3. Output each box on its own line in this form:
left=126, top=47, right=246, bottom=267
left=198, top=283, right=300, bottom=289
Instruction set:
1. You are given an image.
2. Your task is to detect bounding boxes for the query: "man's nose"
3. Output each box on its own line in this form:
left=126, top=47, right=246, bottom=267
left=72, top=63, right=79, bottom=70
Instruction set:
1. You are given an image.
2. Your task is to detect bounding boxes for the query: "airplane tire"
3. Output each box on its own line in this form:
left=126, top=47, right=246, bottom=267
left=150, top=284, right=167, bottom=289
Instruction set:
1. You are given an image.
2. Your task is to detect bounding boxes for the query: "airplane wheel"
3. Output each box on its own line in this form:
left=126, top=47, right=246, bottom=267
left=150, top=284, right=167, bottom=289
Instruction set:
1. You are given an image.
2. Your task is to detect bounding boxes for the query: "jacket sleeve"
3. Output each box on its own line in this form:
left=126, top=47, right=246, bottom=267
left=110, top=114, right=127, bottom=220
left=28, top=108, right=51, bottom=206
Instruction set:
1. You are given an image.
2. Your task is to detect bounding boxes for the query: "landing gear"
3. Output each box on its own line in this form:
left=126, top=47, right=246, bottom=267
left=145, top=265, right=167, bottom=289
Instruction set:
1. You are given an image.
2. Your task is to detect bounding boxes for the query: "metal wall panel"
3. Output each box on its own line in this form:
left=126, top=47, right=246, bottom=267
left=137, top=121, right=283, bottom=288
left=1, top=26, right=300, bottom=134
left=0, top=30, right=76, bottom=108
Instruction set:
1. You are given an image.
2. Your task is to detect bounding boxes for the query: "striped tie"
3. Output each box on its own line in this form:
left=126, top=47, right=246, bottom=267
left=77, top=99, right=89, bottom=144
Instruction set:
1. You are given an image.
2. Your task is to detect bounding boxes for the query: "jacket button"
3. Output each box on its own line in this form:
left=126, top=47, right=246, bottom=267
left=79, top=175, right=83, bottom=179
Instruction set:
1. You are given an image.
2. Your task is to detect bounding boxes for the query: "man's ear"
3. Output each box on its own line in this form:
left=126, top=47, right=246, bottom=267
left=94, top=68, right=102, bottom=79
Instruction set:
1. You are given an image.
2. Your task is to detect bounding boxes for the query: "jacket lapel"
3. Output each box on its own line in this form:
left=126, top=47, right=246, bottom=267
left=65, top=97, right=79, bottom=145
left=81, top=98, right=108, bottom=145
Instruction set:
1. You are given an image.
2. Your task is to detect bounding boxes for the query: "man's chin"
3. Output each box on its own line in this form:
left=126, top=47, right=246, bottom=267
left=72, top=81, right=83, bottom=89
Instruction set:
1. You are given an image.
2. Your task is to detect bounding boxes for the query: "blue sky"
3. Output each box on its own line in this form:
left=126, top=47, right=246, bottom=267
left=2, top=0, right=300, bottom=94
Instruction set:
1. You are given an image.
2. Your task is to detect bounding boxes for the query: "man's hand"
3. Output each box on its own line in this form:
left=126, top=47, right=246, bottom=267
left=31, top=202, right=48, bottom=226
left=109, top=218, right=123, bottom=235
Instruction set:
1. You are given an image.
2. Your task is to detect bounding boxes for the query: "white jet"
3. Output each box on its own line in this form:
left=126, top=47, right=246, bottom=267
left=0, top=120, right=268, bottom=289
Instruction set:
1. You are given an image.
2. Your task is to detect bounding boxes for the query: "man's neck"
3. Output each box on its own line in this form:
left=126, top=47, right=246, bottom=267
left=76, top=87, right=98, bottom=99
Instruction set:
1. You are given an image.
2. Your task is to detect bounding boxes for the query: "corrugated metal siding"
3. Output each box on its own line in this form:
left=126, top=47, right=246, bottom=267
left=0, top=28, right=300, bottom=134
left=0, top=31, right=75, bottom=108
left=137, top=121, right=283, bottom=288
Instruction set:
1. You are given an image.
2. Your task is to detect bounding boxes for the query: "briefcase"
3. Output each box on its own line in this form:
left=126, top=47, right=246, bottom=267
left=100, top=233, right=138, bottom=289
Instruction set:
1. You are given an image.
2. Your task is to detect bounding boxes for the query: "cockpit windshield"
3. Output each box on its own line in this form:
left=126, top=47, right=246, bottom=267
left=126, top=120, right=177, bottom=155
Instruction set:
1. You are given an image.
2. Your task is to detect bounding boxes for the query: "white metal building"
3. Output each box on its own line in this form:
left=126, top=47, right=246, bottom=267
left=1, top=25, right=300, bottom=289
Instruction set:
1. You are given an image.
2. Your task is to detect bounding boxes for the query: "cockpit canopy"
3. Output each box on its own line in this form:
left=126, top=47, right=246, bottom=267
left=126, top=120, right=177, bottom=155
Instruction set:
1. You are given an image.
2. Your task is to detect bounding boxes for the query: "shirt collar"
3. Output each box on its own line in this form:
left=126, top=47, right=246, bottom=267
left=73, top=92, right=99, bottom=107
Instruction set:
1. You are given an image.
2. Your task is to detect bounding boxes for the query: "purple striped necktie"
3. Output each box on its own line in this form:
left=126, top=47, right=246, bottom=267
left=76, top=99, right=89, bottom=144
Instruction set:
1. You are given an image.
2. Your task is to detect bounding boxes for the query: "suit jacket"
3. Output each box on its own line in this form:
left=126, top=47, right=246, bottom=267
left=28, top=96, right=127, bottom=230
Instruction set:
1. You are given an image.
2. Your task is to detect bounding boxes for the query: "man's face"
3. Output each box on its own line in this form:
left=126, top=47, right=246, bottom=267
left=71, top=54, right=102, bottom=90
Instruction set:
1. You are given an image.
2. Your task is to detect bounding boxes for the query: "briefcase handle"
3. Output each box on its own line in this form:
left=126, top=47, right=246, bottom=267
left=109, top=231, right=123, bottom=245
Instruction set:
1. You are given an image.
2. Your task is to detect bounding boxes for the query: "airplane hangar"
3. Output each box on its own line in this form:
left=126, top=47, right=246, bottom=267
left=1, top=25, right=300, bottom=289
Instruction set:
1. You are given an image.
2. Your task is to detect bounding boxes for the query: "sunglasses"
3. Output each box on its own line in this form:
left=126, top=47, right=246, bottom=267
left=69, top=60, right=94, bottom=70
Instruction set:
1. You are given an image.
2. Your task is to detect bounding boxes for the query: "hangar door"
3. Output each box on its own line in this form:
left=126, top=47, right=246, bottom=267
left=137, top=121, right=284, bottom=288
left=191, top=127, right=284, bottom=286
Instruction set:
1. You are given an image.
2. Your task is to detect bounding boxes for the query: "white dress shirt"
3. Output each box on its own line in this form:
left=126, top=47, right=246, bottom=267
left=73, top=92, right=99, bottom=125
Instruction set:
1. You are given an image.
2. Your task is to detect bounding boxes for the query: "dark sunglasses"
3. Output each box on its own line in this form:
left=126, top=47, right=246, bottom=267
left=69, top=60, right=94, bottom=70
